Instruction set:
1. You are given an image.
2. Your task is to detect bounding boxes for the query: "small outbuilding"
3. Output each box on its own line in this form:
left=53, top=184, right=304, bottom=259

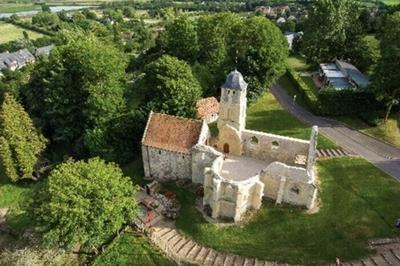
left=196, top=97, right=219, bottom=123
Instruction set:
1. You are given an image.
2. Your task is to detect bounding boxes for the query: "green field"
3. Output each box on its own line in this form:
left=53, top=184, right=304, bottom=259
left=0, top=3, right=40, bottom=13
left=170, top=157, right=400, bottom=265
left=0, top=22, right=44, bottom=44
left=381, top=0, right=400, bottom=5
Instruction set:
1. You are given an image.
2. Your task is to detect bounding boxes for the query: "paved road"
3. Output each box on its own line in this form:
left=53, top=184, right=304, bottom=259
left=271, top=84, right=400, bottom=181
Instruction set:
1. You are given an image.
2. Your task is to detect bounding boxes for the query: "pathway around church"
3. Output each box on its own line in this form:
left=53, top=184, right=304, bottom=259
left=149, top=219, right=400, bottom=266
left=270, top=85, right=400, bottom=182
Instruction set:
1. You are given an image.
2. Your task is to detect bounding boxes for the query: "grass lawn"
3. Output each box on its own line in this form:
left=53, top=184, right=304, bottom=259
left=0, top=22, right=44, bottom=44
left=0, top=3, right=40, bottom=13
left=337, top=115, right=400, bottom=148
left=247, top=90, right=337, bottom=149
left=93, top=230, right=175, bottom=266
left=0, top=177, right=44, bottom=233
left=169, top=157, right=400, bottom=265
left=287, top=55, right=311, bottom=72
left=381, top=0, right=400, bottom=5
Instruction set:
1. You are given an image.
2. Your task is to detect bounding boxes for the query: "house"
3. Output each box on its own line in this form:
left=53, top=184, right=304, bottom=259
left=319, top=60, right=370, bottom=90
left=0, top=49, right=35, bottom=71
left=255, top=6, right=271, bottom=15
left=195, top=97, right=219, bottom=123
left=35, top=44, right=54, bottom=57
left=141, top=112, right=209, bottom=180
left=141, top=70, right=319, bottom=222
left=284, top=31, right=303, bottom=50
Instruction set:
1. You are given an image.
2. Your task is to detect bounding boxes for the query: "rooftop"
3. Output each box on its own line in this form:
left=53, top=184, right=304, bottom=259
left=222, top=70, right=248, bottom=91
left=142, top=112, right=203, bottom=154
left=196, top=97, right=219, bottom=120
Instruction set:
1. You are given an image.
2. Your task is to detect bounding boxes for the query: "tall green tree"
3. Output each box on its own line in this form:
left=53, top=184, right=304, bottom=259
left=26, top=31, right=127, bottom=153
left=372, top=12, right=400, bottom=122
left=301, top=0, right=363, bottom=64
left=36, top=158, right=138, bottom=250
left=230, top=16, right=288, bottom=99
left=162, top=15, right=199, bottom=63
left=0, top=94, right=47, bottom=182
left=142, top=55, right=202, bottom=117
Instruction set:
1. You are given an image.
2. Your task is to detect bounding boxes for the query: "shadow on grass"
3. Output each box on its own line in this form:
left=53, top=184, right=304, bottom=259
left=165, top=158, right=400, bottom=265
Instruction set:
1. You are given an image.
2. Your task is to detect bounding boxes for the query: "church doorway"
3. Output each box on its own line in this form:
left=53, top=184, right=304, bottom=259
left=223, top=143, right=230, bottom=154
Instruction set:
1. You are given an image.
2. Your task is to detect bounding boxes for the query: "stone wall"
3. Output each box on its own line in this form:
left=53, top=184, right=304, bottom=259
left=191, top=144, right=223, bottom=184
left=217, top=125, right=242, bottom=155
left=203, top=159, right=264, bottom=222
left=259, top=162, right=317, bottom=209
left=242, top=129, right=309, bottom=165
left=142, top=146, right=192, bottom=180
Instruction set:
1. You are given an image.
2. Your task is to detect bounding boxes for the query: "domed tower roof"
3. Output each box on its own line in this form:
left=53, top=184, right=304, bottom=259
left=222, top=70, right=248, bottom=91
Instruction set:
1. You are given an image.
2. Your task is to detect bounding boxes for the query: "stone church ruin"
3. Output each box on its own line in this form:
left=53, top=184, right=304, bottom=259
left=141, top=70, right=319, bottom=222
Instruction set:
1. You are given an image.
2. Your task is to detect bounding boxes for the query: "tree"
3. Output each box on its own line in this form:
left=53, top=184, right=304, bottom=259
left=352, top=36, right=380, bottom=73
left=36, top=158, right=138, bottom=250
left=25, top=31, right=127, bottom=152
left=230, top=16, right=288, bottom=99
left=162, top=15, right=199, bottom=63
left=41, top=4, right=51, bottom=12
left=0, top=94, right=47, bottom=182
left=372, top=12, right=400, bottom=122
left=197, top=13, right=241, bottom=72
left=32, top=12, right=60, bottom=30
left=142, top=55, right=202, bottom=117
left=301, top=0, right=363, bottom=64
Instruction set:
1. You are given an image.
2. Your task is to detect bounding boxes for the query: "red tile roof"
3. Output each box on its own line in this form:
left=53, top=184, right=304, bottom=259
left=196, top=97, right=219, bottom=120
left=142, top=112, right=203, bottom=154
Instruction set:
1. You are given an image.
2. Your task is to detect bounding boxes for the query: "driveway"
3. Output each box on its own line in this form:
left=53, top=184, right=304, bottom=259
left=270, top=84, right=400, bottom=181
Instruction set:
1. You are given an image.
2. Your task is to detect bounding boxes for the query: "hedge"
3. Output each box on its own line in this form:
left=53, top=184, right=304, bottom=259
left=7, top=20, right=55, bottom=36
left=286, top=68, right=321, bottom=113
left=286, top=68, right=380, bottom=117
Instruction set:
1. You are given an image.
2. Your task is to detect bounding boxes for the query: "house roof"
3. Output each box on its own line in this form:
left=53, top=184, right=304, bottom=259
left=222, top=70, right=248, bottom=91
left=35, top=44, right=54, bottom=57
left=335, top=60, right=370, bottom=88
left=196, top=97, right=219, bottom=120
left=142, top=112, right=203, bottom=154
left=0, top=49, right=34, bottom=70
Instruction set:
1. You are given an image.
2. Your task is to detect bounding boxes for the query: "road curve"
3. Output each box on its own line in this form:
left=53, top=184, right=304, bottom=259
left=270, top=84, right=400, bottom=181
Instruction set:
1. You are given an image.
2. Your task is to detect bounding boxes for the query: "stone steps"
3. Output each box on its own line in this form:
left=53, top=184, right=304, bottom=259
left=317, top=148, right=355, bottom=159
left=149, top=222, right=400, bottom=266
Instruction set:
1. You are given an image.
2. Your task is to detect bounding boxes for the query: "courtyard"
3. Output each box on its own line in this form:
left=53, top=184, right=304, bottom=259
left=220, top=155, right=272, bottom=181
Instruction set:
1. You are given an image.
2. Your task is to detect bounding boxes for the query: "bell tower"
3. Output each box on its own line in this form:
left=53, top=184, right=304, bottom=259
left=217, top=70, right=248, bottom=132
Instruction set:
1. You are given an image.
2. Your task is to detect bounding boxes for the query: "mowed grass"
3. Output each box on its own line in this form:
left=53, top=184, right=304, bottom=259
left=338, top=115, right=400, bottom=148
left=381, top=0, right=400, bottom=5
left=93, top=230, right=175, bottom=266
left=246, top=91, right=337, bottom=149
left=287, top=55, right=311, bottom=72
left=0, top=178, right=44, bottom=233
left=171, top=157, right=400, bottom=265
left=0, top=3, right=40, bottom=13
left=0, top=22, right=44, bottom=44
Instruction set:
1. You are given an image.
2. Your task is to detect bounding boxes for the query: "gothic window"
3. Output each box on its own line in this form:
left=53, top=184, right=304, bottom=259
left=233, top=91, right=236, bottom=95
left=158, top=150, right=161, bottom=155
